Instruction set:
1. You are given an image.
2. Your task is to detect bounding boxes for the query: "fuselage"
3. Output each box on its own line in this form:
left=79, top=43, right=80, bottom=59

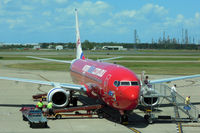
left=70, top=59, right=140, bottom=111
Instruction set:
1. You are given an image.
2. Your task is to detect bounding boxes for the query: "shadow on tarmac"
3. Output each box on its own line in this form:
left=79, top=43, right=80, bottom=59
left=0, top=104, right=35, bottom=108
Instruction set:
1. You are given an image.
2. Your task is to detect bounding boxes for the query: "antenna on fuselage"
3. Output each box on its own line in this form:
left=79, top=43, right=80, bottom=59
left=75, top=8, right=85, bottom=60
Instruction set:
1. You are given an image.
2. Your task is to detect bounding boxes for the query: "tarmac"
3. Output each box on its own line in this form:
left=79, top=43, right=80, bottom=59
left=0, top=61, right=200, bottom=133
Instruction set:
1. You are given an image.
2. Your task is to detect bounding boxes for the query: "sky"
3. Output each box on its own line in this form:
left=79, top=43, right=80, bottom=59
left=0, top=0, right=200, bottom=43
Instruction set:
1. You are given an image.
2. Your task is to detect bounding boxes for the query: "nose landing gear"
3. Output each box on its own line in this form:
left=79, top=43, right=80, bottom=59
left=119, top=110, right=129, bottom=125
left=120, top=114, right=129, bottom=125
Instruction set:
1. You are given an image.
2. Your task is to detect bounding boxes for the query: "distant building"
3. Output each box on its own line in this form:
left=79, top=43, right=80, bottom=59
left=56, top=45, right=63, bottom=50
left=102, top=46, right=127, bottom=50
left=48, top=45, right=54, bottom=49
left=33, top=45, right=40, bottom=50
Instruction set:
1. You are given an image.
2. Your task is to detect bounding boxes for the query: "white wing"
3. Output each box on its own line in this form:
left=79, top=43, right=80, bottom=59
left=0, top=76, right=86, bottom=92
left=150, top=74, right=200, bottom=84
left=27, top=56, right=72, bottom=64
left=97, top=56, right=122, bottom=62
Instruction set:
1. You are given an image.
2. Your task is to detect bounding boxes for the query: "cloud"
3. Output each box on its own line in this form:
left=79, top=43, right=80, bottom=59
left=102, top=19, right=113, bottom=27
left=6, top=18, right=25, bottom=29
left=56, top=1, right=110, bottom=16
left=112, top=3, right=168, bottom=24
left=3, top=0, right=11, bottom=4
left=21, top=5, right=34, bottom=11
left=114, top=10, right=136, bottom=18
left=140, top=4, right=168, bottom=16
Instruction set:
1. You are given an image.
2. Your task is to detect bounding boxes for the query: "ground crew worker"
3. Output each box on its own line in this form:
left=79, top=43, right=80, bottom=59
left=144, top=76, right=149, bottom=85
left=47, top=101, right=54, bottom=115
left=171, top=84, right=177, bottom=93
left=171, top=84, right=177, bottom=103
left=37, top=99, right=44, bottom=111
left=184, top=96, right=191, bottom=113
left=144, top=76, right=152, bottom=88
left=185, top=96, right=191, bottom=105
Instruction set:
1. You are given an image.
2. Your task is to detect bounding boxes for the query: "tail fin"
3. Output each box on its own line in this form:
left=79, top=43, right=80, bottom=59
left=75, top=9, right=85, bottom=60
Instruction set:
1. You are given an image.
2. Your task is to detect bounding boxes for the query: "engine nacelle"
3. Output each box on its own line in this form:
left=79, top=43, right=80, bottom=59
left=47, top=88, right=70, bottom=108
left=140, top=87, right=160, bottom=106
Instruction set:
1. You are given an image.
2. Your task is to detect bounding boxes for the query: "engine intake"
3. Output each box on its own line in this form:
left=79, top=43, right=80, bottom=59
left=47, top=88, right=70, bottom=108
left=140, top=87, right=160, bottom=106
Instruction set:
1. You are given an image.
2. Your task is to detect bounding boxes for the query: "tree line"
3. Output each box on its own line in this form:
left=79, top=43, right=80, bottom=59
left=0, top=40, right=200, bottom=50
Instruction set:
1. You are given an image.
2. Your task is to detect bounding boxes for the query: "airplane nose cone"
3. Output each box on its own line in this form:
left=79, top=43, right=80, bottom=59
left=120, top=86, right=140, bottom=110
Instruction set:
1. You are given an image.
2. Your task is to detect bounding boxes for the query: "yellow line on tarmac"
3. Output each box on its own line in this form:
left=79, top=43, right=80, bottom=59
left=129, top=128, right=141, bottom=133
left=177, top=122, right=183, bottom=133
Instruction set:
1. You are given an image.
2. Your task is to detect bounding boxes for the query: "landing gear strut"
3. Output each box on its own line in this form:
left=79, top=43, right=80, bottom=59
left=119, top=114, right=129, bottom=125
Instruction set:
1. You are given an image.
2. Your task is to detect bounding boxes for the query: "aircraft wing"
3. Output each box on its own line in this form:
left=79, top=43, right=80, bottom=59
left=27, top=56, right=72, bottom=64
left=0, top=76, right=86, bottom=92
left=97, top=56, right=122, bottom=62
left=150, top=74, right=200, bottom=84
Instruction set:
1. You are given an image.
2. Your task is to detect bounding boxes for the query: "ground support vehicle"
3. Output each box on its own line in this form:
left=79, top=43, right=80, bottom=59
left=20, top=105, right=48, bottom=128
left=44, top=104, right=103, bottom=119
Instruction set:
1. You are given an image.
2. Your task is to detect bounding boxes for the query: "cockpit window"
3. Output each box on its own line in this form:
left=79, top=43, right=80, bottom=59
left=114, top=81, right=120, bottom=87
left=120, top=81, right=130, bottom=86
left=114, top=81, right=139, bottom=87
left=131, top=81, right=139, bottom=86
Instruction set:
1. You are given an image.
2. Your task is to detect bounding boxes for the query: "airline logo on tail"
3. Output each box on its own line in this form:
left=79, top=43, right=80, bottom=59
left=75, top=9, right=85, bottom=60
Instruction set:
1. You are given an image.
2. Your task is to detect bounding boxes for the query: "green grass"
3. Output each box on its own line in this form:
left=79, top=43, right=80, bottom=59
left=115, top=57, right=200, bottom=61
left=0, top=55, right=199, bottom=61
left=6, top=63, right=71, bottom=71
left=1, top=49, right=200, bottom=75
left=117, top=62, right=200, bottom=75
left=6, top=62, right=200, bottom=75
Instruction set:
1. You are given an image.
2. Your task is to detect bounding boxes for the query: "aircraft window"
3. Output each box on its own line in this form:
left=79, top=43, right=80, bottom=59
left=114, top=81, right=120, bottom=87
left=120, top=82, right=130, bottom=86
left=131, top=81, right=139, bottom=86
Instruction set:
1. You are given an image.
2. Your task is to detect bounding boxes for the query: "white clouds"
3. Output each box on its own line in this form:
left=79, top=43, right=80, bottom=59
left=6, top=18, right=25, bottom=29
left=59, top=1, right=110, bottom=16
left=114, top=10, right=136, bottom=18
left=112, top=3, right=168, bottom=22
left=3, top=0, right=11, bottom=4
left=102, top=19, right=113, bottom=27
left=21, top=5, right=34, bottom=11
left=175, top=14, right=184, bottom=23
left=164, top=12, right=200, bottom=28
left=195, top=12, right=200, bottom=19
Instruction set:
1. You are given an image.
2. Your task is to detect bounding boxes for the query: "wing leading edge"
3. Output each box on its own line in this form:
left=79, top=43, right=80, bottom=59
left=27, top=56, right=72, bottom=64
left=0, top=76, right=86, bottom=92
left=150, top=74, right=200, bottom=84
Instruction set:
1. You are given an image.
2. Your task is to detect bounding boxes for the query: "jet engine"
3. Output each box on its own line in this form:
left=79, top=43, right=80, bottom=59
left=140, top=87, right=160, bottom=106
left=47, top=88, right=70, bottom=108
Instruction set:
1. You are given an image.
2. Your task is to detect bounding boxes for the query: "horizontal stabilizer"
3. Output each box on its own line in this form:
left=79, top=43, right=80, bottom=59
left=97, top=56, right=122, bottom=62
left=27, top=56, right=72, bottom=64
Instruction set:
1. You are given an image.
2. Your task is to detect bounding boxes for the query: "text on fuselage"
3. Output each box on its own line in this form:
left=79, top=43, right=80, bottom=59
left=82, top=65, right=107, bottom=77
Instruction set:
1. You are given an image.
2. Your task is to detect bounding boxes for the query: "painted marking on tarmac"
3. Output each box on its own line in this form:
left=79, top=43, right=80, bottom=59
left=129, top=128, right=141, bottom=133
left=176, top=122, right=183, bottom=133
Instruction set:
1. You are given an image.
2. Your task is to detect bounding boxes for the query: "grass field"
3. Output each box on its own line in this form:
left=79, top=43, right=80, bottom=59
left=1, top=49, right=200, bottom=75
left=6, top=62, right=200, bottom=75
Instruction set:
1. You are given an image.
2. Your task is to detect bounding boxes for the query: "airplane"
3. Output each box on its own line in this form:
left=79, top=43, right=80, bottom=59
left=0, top=9, right=200, bottom=124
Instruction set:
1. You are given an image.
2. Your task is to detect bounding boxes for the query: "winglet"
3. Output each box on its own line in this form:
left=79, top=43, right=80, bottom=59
left=75, top=9, right=85, bottom=60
